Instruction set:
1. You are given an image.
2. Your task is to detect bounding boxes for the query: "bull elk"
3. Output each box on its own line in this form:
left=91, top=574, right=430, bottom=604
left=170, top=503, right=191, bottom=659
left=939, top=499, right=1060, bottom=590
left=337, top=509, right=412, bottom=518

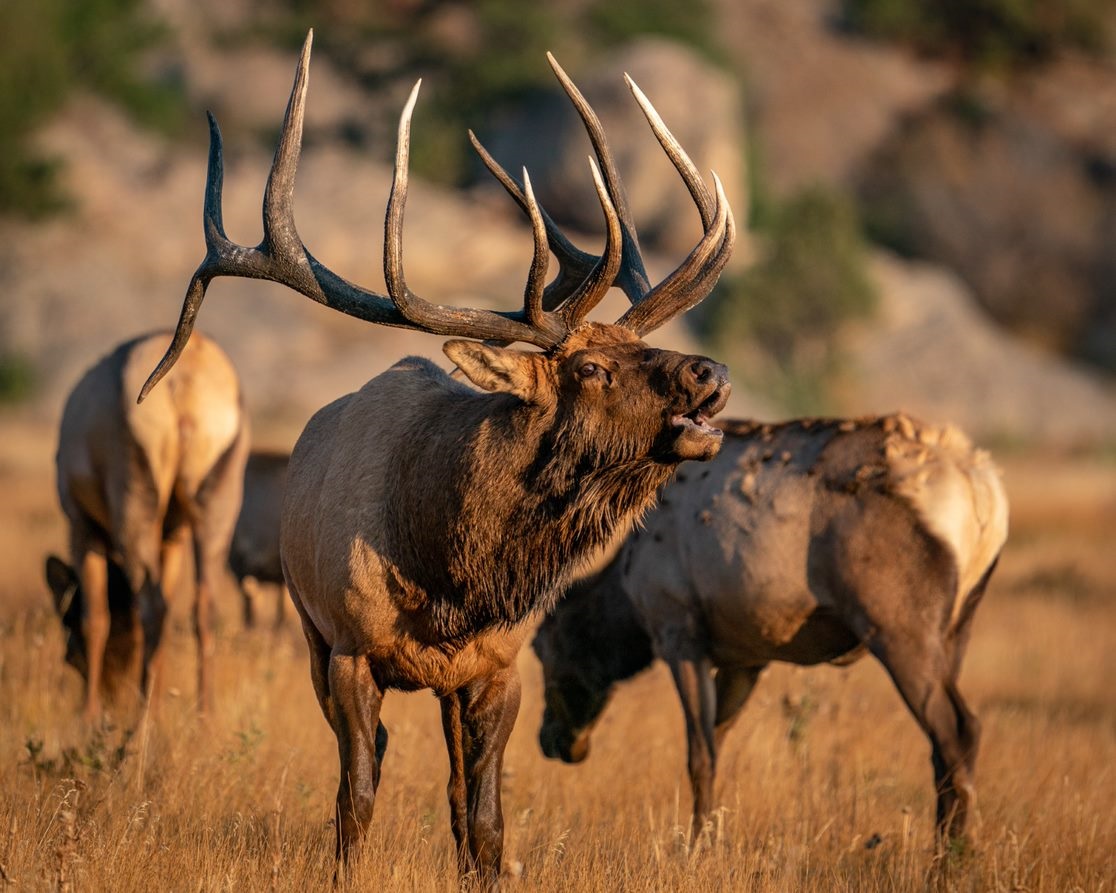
left=229, top=450, right=290, bottom=629
left=47, top=332, right=249, bottom=720
left=138, top=32, right=735, bottom=884
left=534, top=414, right=1008, bottom=847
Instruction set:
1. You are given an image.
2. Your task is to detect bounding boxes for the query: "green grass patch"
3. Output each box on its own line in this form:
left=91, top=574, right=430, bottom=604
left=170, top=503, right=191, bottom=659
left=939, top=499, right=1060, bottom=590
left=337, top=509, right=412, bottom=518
left=0, top=0, right=187, bottom=218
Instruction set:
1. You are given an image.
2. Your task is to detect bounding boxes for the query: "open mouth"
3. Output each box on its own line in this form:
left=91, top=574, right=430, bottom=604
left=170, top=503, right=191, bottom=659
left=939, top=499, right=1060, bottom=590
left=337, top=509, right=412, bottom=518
left=671, top=387, right=729, bottom=437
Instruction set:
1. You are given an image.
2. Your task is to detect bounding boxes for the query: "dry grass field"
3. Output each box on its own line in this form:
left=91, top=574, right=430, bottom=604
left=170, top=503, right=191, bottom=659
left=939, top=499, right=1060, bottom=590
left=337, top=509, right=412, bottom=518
left=0, top=413, right=1113, bottom=891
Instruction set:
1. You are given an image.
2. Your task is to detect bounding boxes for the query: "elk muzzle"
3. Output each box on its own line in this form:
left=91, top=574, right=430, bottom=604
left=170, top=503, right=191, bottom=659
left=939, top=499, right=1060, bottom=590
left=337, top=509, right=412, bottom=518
left=667, top=357, right=730, bottom=462
left=539, top=714, right=592, bottom=764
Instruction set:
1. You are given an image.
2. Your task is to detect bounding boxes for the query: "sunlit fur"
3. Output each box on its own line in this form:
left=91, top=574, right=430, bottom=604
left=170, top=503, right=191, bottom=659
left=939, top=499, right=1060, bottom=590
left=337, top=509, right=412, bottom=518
left=534, top=413, right=1007, bottom=844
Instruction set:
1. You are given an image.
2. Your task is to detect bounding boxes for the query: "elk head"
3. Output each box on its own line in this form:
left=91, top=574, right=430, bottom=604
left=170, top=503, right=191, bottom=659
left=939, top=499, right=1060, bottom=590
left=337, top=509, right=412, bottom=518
left=533, top=566, right=655, bottom=763
left=45, top=555, right=138, bottom=697
left=535, top=633, right=611, bottom=763
left=137, top=32, right=736, bottom=470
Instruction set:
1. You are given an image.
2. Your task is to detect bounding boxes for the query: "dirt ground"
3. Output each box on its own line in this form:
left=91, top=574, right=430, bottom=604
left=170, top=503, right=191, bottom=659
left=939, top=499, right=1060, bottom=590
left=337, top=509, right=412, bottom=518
left=0, top=411, right=1113, bottom=891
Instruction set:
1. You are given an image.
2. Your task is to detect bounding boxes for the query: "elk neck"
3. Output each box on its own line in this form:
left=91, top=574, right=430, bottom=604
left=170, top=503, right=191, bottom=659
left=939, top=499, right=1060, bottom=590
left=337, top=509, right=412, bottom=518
left=386, top=382, right=678, bottom=642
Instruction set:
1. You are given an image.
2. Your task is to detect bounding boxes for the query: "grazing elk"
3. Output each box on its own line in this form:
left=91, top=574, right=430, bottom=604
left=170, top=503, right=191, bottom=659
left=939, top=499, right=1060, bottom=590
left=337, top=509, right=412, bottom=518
left=49, top=332, right=249, bottom=720
left=229, top=450, right=289, bottom=629
left=534, top=414, right=1008, bottom=847
left=138, top=32, right=736, bottom=885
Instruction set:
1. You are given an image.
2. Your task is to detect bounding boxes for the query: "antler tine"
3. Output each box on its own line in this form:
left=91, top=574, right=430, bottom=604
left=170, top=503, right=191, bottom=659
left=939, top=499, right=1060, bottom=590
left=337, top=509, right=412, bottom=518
left=604, top=74, right=737, bottom=336
left=469, top=55, right=733, bottom=338
left=617, top=172, right=735, bottom=336
left=521, top=169, right=549, bottom=327
left=546, top=53, right=651, bottom=302
left=624, top=74, right=716, bottom=229
left=140, top=110, right=239, bottom=402
left=263, top=29, right=313, bottom=257
left=559, top=157, right=623, bottom=327
left=383, top=83, right=568, bottom=346
left=468, top=138, right=621, bottom=342
left=468, top=130, right=601, bottom=312
left=381, top=80, right=428, bottom=327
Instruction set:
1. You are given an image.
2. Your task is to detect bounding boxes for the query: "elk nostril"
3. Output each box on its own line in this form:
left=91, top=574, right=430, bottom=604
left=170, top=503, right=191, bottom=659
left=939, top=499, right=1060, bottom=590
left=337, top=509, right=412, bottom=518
left=689, top=360, right=713, bottom=383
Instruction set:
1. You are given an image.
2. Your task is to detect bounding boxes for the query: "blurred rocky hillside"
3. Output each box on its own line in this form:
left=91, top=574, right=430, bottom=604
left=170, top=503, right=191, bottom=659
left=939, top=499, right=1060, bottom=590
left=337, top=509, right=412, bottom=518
left=1, top=0, right=1115, bottom=449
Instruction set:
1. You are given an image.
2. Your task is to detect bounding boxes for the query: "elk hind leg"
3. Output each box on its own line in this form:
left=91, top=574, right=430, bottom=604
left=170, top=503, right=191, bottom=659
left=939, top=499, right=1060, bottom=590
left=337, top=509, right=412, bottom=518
left=714, top=665, right=762, bottom=750
left=113, top=544, right=164, bottom=716
left=328, top=652, right=385, bottom=865
left=239, top=575, right=258, bottom=630
left=141, top=526, right=188, bottom=710
left=873, top=638, right=980, bottom=847
left=273, top=582, right=288, bottom=630
left=73, top=535, right=110, bottom=723
left=188, top=529, right=230, bottom=715
left=946, top=570, right=994, bottom=786
left=189, top=422, right=250, bottom=714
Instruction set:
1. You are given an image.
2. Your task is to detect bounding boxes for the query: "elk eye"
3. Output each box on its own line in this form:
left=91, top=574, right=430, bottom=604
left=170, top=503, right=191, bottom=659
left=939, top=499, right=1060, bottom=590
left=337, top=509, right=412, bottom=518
left=578, top=362, right=599, bottom=379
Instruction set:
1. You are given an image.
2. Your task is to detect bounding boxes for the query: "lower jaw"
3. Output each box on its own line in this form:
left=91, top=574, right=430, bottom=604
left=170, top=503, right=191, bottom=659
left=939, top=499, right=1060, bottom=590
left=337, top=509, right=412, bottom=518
left=670, top=430, right=724, bottom=461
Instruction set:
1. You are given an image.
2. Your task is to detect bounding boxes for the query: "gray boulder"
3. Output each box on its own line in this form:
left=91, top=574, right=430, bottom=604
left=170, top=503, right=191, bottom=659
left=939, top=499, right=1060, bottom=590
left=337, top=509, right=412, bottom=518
left=843, top=253, right=1116, bottom=447
left=476, top=38, right=749, bottom=257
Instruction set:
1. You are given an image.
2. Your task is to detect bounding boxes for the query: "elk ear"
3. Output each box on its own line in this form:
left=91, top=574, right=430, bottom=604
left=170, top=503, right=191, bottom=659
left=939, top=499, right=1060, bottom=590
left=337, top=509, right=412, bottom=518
left=45, top=555, right=78, bottom=615
left=443, top=340, right=548, bottom=404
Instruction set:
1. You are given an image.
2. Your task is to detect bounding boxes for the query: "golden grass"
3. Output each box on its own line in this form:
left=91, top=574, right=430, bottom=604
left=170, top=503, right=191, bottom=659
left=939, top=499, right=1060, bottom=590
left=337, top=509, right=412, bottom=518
left=1, top=417, right=1114, bottom=891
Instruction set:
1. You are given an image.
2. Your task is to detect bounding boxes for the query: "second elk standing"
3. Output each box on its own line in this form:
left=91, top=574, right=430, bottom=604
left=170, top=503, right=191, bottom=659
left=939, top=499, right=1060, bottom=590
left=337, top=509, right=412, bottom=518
left=534, top=413, right=1008, bottom=847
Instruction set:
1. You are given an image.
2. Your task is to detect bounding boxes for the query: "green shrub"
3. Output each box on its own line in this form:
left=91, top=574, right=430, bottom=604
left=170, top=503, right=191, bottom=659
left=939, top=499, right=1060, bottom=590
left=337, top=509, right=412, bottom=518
left=417, top=1, right=563, bottom=184
left=696, top=187, right=877, bottom=414
left=585, top=0, right=724, bottom=64
left=262, top=0, right=722, bottom=185
left=420, top=0, right=721, bottom=183
left=0, top=0, right=185, bottom=218
left=842, top=0, right=1115, bottom=68
left=0, top=2, right=70, bottom=218
left=0, top=353, right=36, bottom=405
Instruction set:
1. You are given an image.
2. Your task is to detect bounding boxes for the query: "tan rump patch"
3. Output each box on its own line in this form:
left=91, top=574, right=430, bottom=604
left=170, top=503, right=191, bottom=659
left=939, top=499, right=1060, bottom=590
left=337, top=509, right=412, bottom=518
left=883, top=415, right=1009, bottom=625
left=121, top=334, right=243, bottom=500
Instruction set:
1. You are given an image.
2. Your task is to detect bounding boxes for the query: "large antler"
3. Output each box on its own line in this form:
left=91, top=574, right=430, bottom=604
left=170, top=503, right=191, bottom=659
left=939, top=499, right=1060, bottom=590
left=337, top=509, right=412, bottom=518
left=141, top=32, right=734, bottom=401
left=469, top=53, right=736, bottom=336
left=140, top=31, right=624, bottom=400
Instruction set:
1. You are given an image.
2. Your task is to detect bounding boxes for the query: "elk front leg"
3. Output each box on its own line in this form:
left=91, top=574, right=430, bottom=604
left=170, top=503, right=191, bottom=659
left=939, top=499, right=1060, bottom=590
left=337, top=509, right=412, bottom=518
left=328, top=652, right=385, bottom=865
left=189, top=535, right=221, bottom=715
left=440, top=691, right=470, bottom=864
left=440, top=665, right=521, bottom=886
left=139, top=528, right=188, bottom=710
left=667, top=652, right=718, bottom=842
